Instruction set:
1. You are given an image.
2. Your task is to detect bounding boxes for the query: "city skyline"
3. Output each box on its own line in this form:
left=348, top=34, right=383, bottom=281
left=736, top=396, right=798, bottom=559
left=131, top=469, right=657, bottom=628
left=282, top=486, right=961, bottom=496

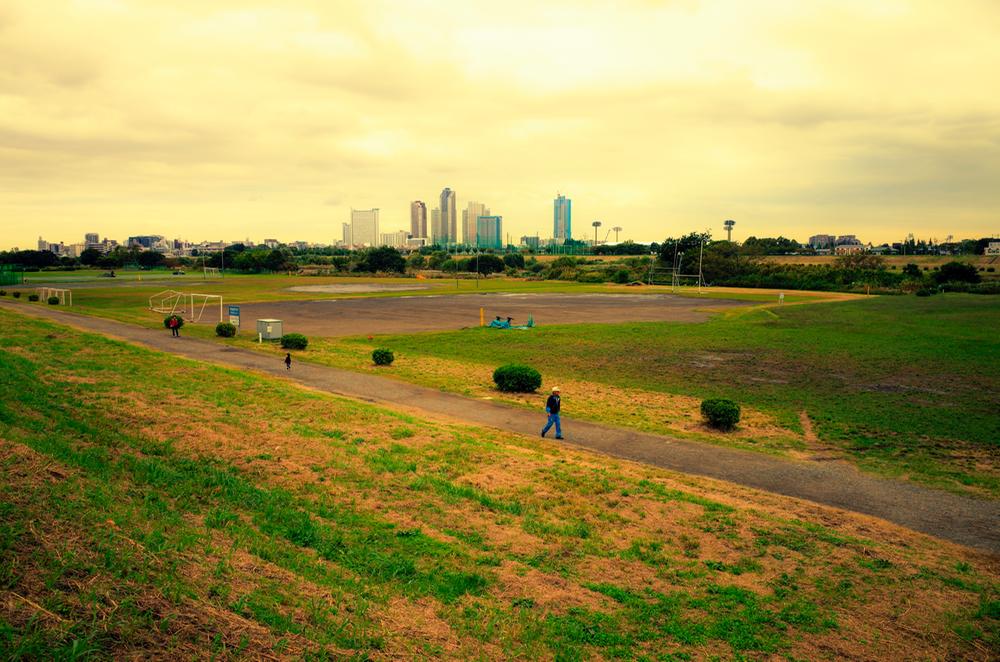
left=2, top=1, right=999, bottom=250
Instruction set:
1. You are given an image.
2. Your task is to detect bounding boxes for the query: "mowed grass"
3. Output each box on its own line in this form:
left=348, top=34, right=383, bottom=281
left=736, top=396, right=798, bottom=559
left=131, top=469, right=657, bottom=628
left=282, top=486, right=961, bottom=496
left=1, top=309, right=997, bottom=659
left=346, top=294, right=1000, bottom=497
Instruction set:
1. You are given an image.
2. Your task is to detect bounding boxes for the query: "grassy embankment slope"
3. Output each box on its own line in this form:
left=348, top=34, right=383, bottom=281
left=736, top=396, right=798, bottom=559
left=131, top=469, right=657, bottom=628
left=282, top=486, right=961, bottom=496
left=301, top=295, right=997, bottom=498
left=1, top=309, right=997, bottom=659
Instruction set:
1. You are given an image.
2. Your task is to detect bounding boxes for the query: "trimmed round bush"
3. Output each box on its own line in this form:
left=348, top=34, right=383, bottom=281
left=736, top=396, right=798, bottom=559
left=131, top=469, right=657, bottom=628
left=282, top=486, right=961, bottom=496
left=47, top=296, right=60, bottom=305
left=493, top=364, right=542, bottom=393
left=700, top=398, right=741, bottom=431
left=163, top=314, right=184, bottom=329
left=215, top=322, right=237, bottom=337
left=372, top=348, right=394, bottom=366
left=12, top=291, right=21, bottom=298
left=281, top=333, right=308, bottom=350
left=915, top=288, right=935, bottom=297
left=27, top=293, right=39, bottom=302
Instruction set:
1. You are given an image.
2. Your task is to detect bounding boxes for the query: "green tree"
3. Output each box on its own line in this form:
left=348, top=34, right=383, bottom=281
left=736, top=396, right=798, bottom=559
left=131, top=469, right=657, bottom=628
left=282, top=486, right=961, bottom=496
left=79, top=248, right=102, bottom=266
left=136, top=251, right=166, bottom=268
left=407, top=253, right=426, bottom=269
left=356, top=246, right=405, bottom=273
left=934, top=261, right=980, bottom=284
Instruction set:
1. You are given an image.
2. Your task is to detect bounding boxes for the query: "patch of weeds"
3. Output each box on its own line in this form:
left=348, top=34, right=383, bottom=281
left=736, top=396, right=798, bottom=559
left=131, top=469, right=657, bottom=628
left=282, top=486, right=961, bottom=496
left=703, top=558, right=762, bottom=575
left=635, top=479, right=734, bottom=513
left=365, top=447, right=417, bottom=474
left=390, top=427, right=415, bottom=440
left=522, top=515, right=591, bottom=539
left=678, top=534, right=701, bottom=559
left=410, top=475, right=522, bottom=515
left=856, top=556, right=892, bottom=571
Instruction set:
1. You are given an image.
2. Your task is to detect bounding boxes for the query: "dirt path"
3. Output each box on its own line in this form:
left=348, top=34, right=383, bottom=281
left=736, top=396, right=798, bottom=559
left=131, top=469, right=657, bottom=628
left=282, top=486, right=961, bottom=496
left=4, top=301, right=998, bottom=555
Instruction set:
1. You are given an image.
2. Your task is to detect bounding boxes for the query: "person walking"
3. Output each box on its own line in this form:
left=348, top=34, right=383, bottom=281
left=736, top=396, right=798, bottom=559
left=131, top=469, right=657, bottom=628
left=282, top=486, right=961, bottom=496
left=284, top=352, right=292, bottom=370
left=541, top=386, right=563, bottom=439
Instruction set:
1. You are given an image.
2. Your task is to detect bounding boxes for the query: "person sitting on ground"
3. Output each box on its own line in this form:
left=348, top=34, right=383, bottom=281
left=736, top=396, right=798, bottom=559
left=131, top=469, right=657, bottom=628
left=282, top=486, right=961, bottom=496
left=489, top=316, right=505, bottom=328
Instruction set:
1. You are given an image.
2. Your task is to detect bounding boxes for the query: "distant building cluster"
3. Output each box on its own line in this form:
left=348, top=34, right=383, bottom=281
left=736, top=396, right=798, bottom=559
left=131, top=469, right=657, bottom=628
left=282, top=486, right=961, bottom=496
left=340, top=188, right=579, bottom=251
left=32, top=191, right=592, bottom=256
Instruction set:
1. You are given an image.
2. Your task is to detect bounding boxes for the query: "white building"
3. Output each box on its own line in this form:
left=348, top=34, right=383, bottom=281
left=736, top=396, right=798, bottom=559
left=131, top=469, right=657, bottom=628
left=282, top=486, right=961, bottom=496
left=985, top=241, right=1000, bottom=256
left=379, top=230, right=411, bottom=249
left=350, top=208, right=379, bottom=247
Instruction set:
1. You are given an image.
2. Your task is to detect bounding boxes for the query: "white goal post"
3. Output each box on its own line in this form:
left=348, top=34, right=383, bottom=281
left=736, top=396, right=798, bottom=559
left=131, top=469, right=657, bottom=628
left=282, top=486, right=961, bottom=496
left=203, top=267, right=220, bottom=278
left=37, top=287, right=72, bottom=306
left=149, top=289, right=223, bottom=323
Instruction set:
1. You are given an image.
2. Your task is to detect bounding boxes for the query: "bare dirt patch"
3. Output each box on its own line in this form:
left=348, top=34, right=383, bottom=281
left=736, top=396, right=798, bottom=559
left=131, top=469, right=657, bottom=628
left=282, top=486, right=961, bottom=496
left=287, top=283, right=429, bottom=294
left=238, top=293, right=752, bottom=337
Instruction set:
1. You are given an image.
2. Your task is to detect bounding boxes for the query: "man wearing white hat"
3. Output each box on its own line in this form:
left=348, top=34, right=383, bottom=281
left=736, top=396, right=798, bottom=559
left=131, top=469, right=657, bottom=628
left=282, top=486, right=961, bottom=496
left=541, top=386, right=563, bottom=440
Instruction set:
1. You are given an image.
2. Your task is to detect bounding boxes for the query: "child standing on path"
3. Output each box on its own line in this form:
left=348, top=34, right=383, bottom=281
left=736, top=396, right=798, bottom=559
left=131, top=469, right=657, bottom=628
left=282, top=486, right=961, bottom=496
left=284, top=353, right=292, bottom=370
left=541, top=387, right=563, bottom=439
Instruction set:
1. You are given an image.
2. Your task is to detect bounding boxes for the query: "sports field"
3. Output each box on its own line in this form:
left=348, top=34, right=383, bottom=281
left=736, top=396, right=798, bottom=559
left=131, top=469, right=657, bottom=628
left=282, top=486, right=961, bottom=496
left=1, top=309, right=997, bottom=659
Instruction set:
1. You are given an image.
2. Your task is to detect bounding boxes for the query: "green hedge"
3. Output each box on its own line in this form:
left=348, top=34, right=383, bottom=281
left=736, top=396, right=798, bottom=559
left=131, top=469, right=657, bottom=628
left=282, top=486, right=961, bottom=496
left=47, top=296, right=60, bottom=305
left=372, top=348, right=394, bottom=365
left=493, top=364, right=542, bottom=393
left=27, top=294, right=39, bottom=302
left=281, top=333, right=308, bottom=350
left=215, top=322, right=237, bottom=337
left=700, top=398, right=741, bottom=431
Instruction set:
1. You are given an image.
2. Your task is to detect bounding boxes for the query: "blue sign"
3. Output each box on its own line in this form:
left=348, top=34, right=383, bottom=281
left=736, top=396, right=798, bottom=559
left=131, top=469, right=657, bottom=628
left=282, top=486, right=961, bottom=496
left=228, top=305, right=240, bottom=316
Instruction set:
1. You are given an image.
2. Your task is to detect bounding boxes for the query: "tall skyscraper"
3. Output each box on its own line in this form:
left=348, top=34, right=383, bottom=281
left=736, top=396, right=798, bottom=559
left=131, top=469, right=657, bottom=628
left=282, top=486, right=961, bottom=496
left=350, top=208, right=379, bottom=247
left=342, top=222, right=352, bottom=247
left=553, top=194, right=572, bottom=242
left=440, top=187, right=456, bottom=245
left=463, top=201, right=488, bottom=246
left=410, top=201, right=427, bottom=239
left=430, top=208, right=443, bottom=244
left=477, top=216, right=503, bottom=250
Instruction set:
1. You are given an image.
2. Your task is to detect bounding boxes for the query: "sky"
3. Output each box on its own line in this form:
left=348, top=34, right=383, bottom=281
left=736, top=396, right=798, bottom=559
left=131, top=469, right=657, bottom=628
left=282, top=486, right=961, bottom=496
left=2, top=0, right=999, bottom=250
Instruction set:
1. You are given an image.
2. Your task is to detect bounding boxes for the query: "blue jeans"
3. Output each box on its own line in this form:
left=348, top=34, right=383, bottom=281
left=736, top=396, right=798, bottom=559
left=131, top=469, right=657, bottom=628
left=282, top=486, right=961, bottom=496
left=541, top=413, right=562, bottom=438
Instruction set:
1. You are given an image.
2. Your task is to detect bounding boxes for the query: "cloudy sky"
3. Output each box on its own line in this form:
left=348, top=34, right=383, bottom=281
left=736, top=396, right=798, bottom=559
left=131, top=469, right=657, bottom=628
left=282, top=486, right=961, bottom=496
left=2, top=0, right=999, bottom=249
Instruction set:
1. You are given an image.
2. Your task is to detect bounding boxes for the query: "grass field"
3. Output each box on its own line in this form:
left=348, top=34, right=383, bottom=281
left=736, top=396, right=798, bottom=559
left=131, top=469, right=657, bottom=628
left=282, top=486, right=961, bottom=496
left=1, top=309, right=997, bottom=659
left=315, top=294, right=999, bottom=498
left=4, top=271, right=838, bottom=330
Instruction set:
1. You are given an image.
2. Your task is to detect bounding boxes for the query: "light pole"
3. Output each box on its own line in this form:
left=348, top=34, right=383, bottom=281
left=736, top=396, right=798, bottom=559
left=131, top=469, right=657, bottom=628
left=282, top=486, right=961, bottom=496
left=592, top=221, right=602, bottom=249
left=613, top=226, right=622, bottom=243
left=724, top=219, right=735, bottom=242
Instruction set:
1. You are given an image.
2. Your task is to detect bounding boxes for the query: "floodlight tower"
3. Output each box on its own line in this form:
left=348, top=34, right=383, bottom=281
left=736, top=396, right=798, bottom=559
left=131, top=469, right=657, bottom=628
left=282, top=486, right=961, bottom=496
left=613, top=226, right=622, bottom=243
left=724, top=219, right=735, bottom=242
left=592, top=220, right=602, bottom=247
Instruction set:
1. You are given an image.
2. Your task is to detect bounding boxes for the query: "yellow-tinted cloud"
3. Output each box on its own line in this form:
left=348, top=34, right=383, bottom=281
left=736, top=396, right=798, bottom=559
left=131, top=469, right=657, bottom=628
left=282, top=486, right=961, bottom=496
left=1, top=0, right=998, bottom=248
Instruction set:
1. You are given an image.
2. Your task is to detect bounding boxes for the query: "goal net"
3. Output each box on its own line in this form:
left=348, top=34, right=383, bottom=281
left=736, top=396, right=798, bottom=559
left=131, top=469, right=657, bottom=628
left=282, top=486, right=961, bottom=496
left=149, top=290, right=223, bottom=323
left=203, top=267, right=220, bottom=278
left=37, top=287, right=72, bottom=306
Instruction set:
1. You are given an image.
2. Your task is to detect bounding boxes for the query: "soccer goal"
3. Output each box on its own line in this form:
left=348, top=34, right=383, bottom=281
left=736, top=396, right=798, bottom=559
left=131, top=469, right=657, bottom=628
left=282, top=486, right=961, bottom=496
left=203, top=266, right=220, bottom=278
left=37, top=287, right=72, bottom=306
left=149, top=289, right=223, bottom=323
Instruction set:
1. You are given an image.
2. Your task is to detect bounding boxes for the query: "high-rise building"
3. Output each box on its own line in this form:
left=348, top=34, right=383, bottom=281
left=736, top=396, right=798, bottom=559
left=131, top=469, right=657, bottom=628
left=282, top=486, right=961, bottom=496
left=342, top=223, right=353, bottom=247
left=808, top=234, right=835, bottom=250
left=477, top=216, right=503, bottom=250
left=440, top=188, right=457, bottom=245
left=463, top=201, right=488, bottom=246
left=84, top=233, right=99, bottom=246
left=430, top=208, right=443, bottom=245
left=520, top=235, right=541, bottom=249
left=553, top=194, right=572, bottom=242
left=410, top=201, right=427, bottom=239
left=350, top=209, right=379, bottom=247
left=37, top=236, right=47, bottom=251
